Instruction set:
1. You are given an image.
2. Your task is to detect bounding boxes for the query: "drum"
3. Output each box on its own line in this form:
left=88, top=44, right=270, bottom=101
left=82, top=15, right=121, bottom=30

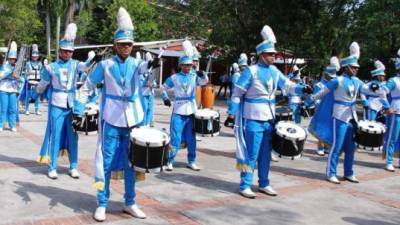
left=196, top=86, right=202, bottom=108
left=73, top=103, right=99, bottom=135
left=129, top=127, right=170, bottom=172
left=28, top=80, right=39, bottom=87
left=355, top=120, right=386, bottom=151
left=76, top=81, right=83, bottom=89
left=194, top=109, right=220, bottom=137
left=275, top=107, right=293, bottom=122
left=301, top=104, right=315, bottom=117
left=201, top=85, right=215, bottom=109
left=272, top=121, right=307, bottom=158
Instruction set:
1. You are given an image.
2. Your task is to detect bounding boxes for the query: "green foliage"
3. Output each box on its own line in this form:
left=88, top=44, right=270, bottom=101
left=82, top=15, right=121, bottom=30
left=0, top=0, right=44, bottom=45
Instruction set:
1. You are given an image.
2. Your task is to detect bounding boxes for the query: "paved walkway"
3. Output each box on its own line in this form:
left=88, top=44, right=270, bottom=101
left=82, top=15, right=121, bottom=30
left=0, top=96, right=399, bottom=225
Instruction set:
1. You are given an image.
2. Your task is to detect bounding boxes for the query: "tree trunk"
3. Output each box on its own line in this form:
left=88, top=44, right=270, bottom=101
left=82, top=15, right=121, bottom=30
left=64, top=0, right=76, bottom=28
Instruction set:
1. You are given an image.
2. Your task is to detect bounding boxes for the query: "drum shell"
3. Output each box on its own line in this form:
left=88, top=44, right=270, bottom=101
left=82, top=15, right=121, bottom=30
left=272, top=132, right=305, bottom=157
left=129, top=140, right=169, bottom=172
left=73, top=112, right=98, bottom=135
left=194, top=115, right=220, bottom=136
left=355, top=129, right=384, bottom=150
left=196, top=86, right=202, bottom=108
left=275, top=107, right=293, bottom=122
left=201, top=85, right=215, bottom=109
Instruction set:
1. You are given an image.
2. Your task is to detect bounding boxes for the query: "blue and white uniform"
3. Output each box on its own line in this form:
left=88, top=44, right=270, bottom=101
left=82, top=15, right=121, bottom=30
left=363, top=80, right=385, bottom=120
left=312, top=74, right=389, bottom=178
left=0, top=63, right=20, bottom=130
left=140, top=70, right=156, bottom=126
left=161, top=70, right=208, bottom=165
left=383, top=74, right=400, bottom=167
left=23, top=60, right=43, bottom=114
left=228, top=62, right=304, bottom=191
left=36, top=58, right=91, bottom=171
left=76, top=55, right=147, bottom=208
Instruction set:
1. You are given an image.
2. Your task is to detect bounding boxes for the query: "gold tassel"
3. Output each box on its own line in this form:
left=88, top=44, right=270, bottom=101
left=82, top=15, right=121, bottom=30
left=135, top=171, right=146, bottom=182
left=37, top=155, right=50, bottom=164
left=236, top=163, right=252, bottom=172
left=111, top=171, right=124, bottom=180
left=59, top=149, right=69, bottom=157
left=93, top=181, right=105, bottom=191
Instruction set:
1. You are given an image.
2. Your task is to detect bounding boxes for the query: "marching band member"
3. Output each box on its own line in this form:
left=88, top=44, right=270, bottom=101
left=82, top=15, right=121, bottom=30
left=225, top=25, right=310, bottom=198
left=307, top=42, right=390, bottom=184
left=224, top=62, right=240, bottom=128
left=161, top=40, right=208, bottom=171
left=288, top=65, right=302, bottom=124
left=0, top=41, right=21, bottom=132
left=382, top=50, right=400, bottom=172
left=35, top=23, right=95, bottom=179
left=141, top=52, right=157, bottom=126
left=23, top=44, right=43, bottom=115
left=362, top=60, right=386, bottom=121
left=75, top=8, right=155, bottom=221
left=309, top=57, right=339, bottom=156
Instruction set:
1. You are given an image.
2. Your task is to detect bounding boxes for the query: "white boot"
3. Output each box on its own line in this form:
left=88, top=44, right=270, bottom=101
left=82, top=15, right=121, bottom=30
left=69, top=169, right=80, bottom=178
left=47, top=170, right=58, bottom=179
left=123, top=204, right=146, bottom=219
left=11, top=128, right=17, bottom=132
left=258, top=185, right=278, bottom=196
left=327, top=176, right=340, bottom=184
left=187, top=162, right=200, bottom=171
left=316, top=149, right=325, bottom=156
left=93, top=206, right=106, bottom=222
left=386, top=164, right=395, bottom=172
left=239, top=188, right=257, bottom=199
left=166, top=163, right=173, bottom=171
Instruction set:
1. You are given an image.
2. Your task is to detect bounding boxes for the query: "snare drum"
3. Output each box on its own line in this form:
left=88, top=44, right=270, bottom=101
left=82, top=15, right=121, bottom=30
left=28, top=80, right=39, bottom=87
left=73, top=103, right=99, bottom=135
left=355, top=120, right=386, bottom=151
left=275, top=107, right=293, bottom=122
left=129, top=127, right=170, bottom=172
left=301, top=104, right=315, bottom=117
left=194, top=109, right=220, bottom=137
left=272, top=121, right=307, bottom=158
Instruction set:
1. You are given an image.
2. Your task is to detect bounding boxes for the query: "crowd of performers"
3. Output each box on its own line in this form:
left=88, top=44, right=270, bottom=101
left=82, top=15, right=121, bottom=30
left=0, top=7, right=399, bottom=222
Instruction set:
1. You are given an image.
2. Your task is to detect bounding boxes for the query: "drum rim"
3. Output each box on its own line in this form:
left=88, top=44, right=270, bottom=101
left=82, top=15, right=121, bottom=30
left=272, top=149, right=303, bottom=159
left=276, top=112, right=293, bottom=116
left=358, top=120, right=386, bottom=134
left=356, top=143, right=383, bottom=151
left=131, top=128, right=171, bottom=147
left=134, top=166, right=164, bottom=173
left=275, top=121, right=307, bottom=141
left=195, top=110, right=220, bottom=119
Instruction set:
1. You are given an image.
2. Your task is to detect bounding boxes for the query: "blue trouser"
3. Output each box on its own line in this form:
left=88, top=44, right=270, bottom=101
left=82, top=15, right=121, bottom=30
left=97, top=122, right=135, bottom=208
left=0, top=91, right=17, bottom=129
left=48, top=105, right=78, bottom=171
left=240, top=120, right=273, bottom=191
left=384, top=114, right=400, bottom=165
left=326, top=118, right=355, bottom=178
left=25, top=86, right=40, bottom=113
left=169, top=113, right=196, bottom=164
left=290, top=103, right=301, bottom=124
left=366, top=109, right=378, bottom=121
left=142, top=95, right=154, bottom=126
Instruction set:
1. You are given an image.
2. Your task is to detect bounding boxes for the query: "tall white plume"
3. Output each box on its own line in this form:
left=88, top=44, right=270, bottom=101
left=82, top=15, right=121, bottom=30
left=10, top=41, right=17, bottom=52
left=374, top=60, right=385, bottom=70
left=135, top=52, right=141, bottom=60
left=260, top=25, right=276, bottom=43
left=182, top=40, right=194, bottom=57
left=349, top=42, right=360, bottom=59
left=397, top=48, right=400, bottom=57
left=239, top=53, right=248, bottom=62
left=145, top=52, right=153, bottom=61
left=117, top=7, right=133, bottom=31
left=330, top=56, right=340, bottom=71
left=232, top=63, right=239, bottom=71
left=64, top=23, right=77, bottom=41
left=32, top=44, right=38, bottom=52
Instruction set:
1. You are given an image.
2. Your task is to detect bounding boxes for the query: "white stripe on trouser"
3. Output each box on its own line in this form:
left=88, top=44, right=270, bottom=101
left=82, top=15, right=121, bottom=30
left=326, top=118, right=337, bottom=177
left=385, top=114, right=396, bottom=164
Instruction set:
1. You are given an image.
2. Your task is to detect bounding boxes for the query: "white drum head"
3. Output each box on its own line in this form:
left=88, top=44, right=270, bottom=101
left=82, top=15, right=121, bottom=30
left=358, top=120, right=386, bottom=134
left=275, top=121, right=306, bottom=141
left=131, top=127, right=170, bottom=147
left=85, top=103, right=99, bottom=115
left=195, top=109, right=219, bottom=119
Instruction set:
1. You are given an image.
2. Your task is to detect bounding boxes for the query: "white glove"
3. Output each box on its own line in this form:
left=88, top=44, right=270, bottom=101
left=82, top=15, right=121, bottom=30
left=87, top=50, right=95, bottom=62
